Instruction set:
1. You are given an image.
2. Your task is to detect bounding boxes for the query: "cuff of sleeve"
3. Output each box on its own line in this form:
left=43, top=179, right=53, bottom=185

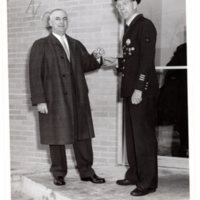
left=99, top=57, right=103, bottom=65
left=116, top=57, right=123, bottom=73
left=31, top=95, right=46, bottom=106
left=135, top=80, right=146, bottom=92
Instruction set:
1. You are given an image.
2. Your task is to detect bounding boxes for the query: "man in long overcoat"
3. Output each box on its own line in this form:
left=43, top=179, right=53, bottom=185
left=29, top=8, right=105, bottom=185
left=104, top=0, right=159, bottom=196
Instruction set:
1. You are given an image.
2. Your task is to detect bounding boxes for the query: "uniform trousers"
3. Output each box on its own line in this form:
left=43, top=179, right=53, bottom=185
left=49, top=139, right=95, bottom=179
left=124, top=95, right=158, bottom=189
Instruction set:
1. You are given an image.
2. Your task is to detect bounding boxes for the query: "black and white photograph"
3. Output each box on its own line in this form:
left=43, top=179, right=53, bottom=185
left=1, top=0, right=200, bottom=199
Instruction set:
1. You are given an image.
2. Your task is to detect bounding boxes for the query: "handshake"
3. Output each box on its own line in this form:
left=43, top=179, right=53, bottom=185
left=92, top=47, right=118, bottom=68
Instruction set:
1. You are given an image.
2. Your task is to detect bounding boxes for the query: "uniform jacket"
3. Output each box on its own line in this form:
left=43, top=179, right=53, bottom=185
left=118, top=14, right=159, bottom=98
left=29, top=33, right=101, bottom=144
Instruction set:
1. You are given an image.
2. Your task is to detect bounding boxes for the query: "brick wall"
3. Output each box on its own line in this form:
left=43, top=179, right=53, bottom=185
left=8, top=0, right=120, bottom=171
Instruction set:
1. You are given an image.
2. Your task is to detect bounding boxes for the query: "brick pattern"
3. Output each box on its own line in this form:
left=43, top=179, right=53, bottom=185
left=8, top=0, right=119, bottom=170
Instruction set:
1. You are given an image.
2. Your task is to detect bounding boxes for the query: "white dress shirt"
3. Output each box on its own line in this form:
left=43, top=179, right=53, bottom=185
left=53, top=32, right=70, bottom=60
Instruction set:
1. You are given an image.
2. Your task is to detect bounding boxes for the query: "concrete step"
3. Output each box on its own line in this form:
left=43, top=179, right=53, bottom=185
left=11, top=191, right=34, bottom=200
left=11, top=166, right=189, bottom=200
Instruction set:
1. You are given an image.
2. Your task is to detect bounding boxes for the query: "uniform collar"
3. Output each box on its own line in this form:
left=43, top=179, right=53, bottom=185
left=123, top=14, right=143, bottom=37
left=126, top=13, right=140, bottom=26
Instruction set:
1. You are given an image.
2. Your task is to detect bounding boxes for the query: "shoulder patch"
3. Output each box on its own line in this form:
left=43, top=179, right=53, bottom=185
left=145, top=37, right=151, bottom=43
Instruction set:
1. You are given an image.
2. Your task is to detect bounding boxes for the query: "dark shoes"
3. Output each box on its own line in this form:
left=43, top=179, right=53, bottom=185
left=116, top=179, right=136, bottom=186
left=116, top=178, right=156, bottom=196
left=53, top=176, right=65, bottom=186
left=130, top=187, right=156, bottom=196
left=81, top=174, right=105, bottom=184
left=53, top=174, right=105, bottom=185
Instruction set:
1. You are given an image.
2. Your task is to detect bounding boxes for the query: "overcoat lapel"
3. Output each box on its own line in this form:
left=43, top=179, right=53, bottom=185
left=48, top=33, right=76, bottom=68
left=66, top=34, right=76, bottom=68
left=48, top=34, right=71, bottom=75
left=49, top=33, right=63, bottom=50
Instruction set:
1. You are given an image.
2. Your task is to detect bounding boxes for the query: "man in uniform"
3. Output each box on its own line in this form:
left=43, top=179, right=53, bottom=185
left=104, top=0, right=159, bottom=196
left=29, top=9, right=105, bottom=186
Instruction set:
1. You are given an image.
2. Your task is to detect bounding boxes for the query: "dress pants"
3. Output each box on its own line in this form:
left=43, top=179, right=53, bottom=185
left=124, top=95, right=158, bottom=190
left=49, top=138, right=95, bottom=179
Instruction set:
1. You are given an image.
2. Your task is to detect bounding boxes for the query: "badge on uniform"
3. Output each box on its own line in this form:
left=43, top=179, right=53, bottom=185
left=126, top=39, right=131, bottom=46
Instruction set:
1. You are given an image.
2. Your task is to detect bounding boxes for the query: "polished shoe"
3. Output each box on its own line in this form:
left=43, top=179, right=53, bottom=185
left=116, top=179, right=136, bottom=186
left=81, top=174, right=105, bottom=184
left=130, top=187, right=156, bottom=196
left=53, top=176, right=65, bottom=186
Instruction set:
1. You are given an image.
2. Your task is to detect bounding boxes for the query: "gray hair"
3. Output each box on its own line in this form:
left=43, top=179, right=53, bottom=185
left=45, top=8, right=68, bottom=30
left=49, top=8, right=68, bottom=21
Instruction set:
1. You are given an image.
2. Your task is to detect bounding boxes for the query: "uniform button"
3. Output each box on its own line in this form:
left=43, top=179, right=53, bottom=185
left=122, top=74, right=124, bottom=77
left=123, top=59, right=125, bottom=62
left=122, top=66, right=125, bottom=70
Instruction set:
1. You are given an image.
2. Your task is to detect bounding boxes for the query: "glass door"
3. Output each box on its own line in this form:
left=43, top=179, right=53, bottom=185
left=117, top=66, right=189, bottom=169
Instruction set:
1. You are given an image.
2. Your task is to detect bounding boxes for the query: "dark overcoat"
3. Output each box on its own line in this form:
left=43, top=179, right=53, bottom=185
left=29, top=33, right=100, bottom=144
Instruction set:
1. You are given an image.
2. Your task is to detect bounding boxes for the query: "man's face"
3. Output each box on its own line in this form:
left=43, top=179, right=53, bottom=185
left=115, top=0, right=135, bottom=20
left=49, top=10, right=68, bottom=35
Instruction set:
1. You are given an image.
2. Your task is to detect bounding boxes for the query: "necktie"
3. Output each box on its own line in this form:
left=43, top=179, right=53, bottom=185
left=124, top=24, right=129, bottom=34
left=61, top=36, right=70, bottom=61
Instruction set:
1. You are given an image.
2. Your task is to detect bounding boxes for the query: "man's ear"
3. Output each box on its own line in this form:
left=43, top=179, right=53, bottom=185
left=48, top=19, right=52, bottom=27
left=133, top=0, right=138, bottom=9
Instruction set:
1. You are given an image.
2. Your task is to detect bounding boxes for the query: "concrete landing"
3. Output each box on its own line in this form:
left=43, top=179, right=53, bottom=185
left=12, top=166, right=189, bottom=200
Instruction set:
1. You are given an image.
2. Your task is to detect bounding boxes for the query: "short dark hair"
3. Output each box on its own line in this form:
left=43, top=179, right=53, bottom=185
left=114, top=0, right=141, bottom=4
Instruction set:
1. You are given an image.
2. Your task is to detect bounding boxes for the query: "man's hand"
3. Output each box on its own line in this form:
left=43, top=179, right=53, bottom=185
left=103, top=57, right=118, bottom=67
left=92, top=47, right=105, bottom=59
left=37, top=103, right=48, bottom=114
left=131, top=90, right=142, bottom=104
